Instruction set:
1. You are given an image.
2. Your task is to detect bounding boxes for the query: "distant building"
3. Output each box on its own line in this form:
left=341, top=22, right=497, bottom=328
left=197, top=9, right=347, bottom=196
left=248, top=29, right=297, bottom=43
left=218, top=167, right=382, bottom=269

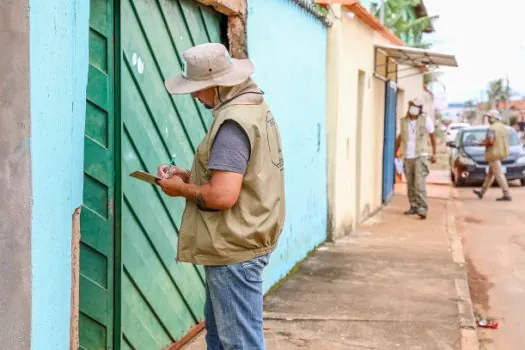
left=440, top=102, right=465, bottom=123
left=496, top=99, right=525, bottom=113
left=476, top=98, right=525, bottom=125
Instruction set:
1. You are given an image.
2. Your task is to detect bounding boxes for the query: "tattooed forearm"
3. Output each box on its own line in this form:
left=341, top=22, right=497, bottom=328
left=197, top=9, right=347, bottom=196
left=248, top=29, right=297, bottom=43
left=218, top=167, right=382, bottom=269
left=190, top=187, right=218, bottom=212
left=172, top=181, right=231, bottom=211
left=195, top=192, right=208, bottom=210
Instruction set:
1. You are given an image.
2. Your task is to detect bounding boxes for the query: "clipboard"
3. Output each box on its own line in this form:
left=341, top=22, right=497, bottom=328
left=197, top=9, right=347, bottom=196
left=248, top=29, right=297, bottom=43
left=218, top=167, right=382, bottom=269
left=129, top=171, right=161, bottom=185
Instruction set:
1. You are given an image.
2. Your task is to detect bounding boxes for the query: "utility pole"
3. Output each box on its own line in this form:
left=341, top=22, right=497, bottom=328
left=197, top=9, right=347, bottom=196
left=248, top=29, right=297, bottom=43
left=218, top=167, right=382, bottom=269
left=480, top=90, right=485, bottom=124
left=506, top=74, right=510, bottom=111
left=380, top=0, right=385, bottom=24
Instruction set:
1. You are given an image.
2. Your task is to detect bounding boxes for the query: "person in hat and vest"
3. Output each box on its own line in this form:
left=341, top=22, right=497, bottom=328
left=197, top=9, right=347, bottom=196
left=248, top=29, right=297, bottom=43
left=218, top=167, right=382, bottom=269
left=156, top=43, right=286, bottom=349
left=473, top=110, right=512, bottom=201
left=395, top=97, right=437, bottom=219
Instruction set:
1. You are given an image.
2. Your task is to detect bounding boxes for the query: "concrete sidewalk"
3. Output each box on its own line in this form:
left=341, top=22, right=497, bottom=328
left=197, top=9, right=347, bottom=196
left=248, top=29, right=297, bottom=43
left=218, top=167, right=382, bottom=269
left=184, top=188, right=477, bottom=349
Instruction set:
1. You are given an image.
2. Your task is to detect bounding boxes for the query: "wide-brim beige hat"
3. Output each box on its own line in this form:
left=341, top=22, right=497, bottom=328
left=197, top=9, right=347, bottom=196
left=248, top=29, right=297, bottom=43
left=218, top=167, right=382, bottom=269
left=165, top=43, right=254, bottom=95
left=409, top=97, right=424, bottom=107
left=484, top=109, right=503, bottom=120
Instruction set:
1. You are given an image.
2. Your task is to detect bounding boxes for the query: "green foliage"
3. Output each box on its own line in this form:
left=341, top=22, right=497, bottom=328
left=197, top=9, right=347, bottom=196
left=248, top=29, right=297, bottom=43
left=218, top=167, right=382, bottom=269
left=487, top=78, right=512, bottom=105
left=464, top=100, right=475, bottom=107
left=463, top=100, right=477, bottom=122
left=313, top=3, right=329, bottom=16
left=375, top=0, right=437, bottom=48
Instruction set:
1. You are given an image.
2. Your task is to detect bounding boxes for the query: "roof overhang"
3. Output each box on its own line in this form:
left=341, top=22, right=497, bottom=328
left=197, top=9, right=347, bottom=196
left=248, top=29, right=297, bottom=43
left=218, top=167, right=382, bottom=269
left=316, top=0, right=358, bottom=4
left=346, top=1, right=404, bottom=46
left=376, top=45, right=458, bottom=68
left=315, top=0, right=404, bottom=45
left=374, top=44, right=458, bottom=81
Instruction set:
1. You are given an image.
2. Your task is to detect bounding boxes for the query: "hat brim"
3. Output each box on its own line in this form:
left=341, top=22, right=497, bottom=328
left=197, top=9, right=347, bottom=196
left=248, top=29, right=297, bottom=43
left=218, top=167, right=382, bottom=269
left=165, top=59, right=254, bottom=95
left=409, top=100, right=423, bottom=107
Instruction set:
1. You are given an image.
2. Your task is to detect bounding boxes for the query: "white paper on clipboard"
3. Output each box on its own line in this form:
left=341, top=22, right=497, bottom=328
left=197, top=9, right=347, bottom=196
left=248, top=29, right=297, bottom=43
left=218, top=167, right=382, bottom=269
left=129, top=171, right=161, bottom=185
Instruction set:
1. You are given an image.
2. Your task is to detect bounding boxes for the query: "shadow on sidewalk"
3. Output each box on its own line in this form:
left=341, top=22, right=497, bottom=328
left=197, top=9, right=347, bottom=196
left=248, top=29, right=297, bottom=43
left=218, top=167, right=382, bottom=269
left=257, top=195, right=466, bottom=349
left=395, top=170, right=452, bottom=199
left=184, top=177, right=474, bottom=349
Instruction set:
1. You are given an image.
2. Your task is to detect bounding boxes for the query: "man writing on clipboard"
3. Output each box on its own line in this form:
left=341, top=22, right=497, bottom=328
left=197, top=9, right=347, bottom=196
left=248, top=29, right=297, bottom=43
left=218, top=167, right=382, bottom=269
left=155, top=43, right=286, bottom=350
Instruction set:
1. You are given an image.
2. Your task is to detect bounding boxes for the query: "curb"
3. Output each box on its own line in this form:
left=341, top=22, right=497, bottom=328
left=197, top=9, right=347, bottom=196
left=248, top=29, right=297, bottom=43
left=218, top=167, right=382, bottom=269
left=447, top=188, right=479, bottom=350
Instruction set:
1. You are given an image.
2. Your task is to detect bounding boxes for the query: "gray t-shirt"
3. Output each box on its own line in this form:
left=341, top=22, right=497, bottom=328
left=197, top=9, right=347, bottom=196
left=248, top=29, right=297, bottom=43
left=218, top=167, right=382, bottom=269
left=208, top=120, right=251, bottom=174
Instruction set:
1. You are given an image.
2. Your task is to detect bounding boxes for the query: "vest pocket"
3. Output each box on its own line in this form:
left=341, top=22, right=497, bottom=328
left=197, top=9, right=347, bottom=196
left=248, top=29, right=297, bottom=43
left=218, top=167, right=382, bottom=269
left=419, top=125, right=426, bottom=137
left=195, top=210, right=221, bottom=257
left=265, top=111, right=284, bottom=170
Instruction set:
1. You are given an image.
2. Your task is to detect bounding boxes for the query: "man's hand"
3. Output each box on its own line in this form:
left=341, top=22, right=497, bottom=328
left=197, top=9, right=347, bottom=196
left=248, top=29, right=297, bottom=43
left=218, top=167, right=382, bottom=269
left=157, top=164, right=190, bottom=183
left=157, top=170, right=243, bottom=210
left=429, top=133, right=437, bottom=164
left=157, top=176, right=185, bottom=197
left=395, top=135, right=401, bottom=157
left=477, top=139, right=488, bottom=147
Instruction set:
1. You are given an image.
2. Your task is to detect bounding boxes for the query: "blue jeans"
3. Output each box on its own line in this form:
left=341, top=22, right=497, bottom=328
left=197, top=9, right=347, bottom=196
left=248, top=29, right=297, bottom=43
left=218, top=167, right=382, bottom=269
left=204, top=255, right=269, bottom=350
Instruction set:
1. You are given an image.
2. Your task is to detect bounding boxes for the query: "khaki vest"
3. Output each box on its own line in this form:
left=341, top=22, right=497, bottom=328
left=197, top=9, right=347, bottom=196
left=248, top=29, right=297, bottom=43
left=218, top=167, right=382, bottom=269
left=485, top=121, right=509, bottom=162
left=400, top=114, right=429, bottom=158
left=177, top=81, right=286, bottom=265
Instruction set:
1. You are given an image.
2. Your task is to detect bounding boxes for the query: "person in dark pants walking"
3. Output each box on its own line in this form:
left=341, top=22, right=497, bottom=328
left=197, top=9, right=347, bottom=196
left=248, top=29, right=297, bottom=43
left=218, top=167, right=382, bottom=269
left=395, top=97, right=437, bottom=219
left=474, top=110, right=512, bottom=201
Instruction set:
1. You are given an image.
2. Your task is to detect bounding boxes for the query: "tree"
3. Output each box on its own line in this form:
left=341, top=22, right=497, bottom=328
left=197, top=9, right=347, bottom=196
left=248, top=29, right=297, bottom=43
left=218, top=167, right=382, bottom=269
left=487, top=78, right=512, bottom=107
left=374, top=0, right=438, bottom=48
left=463, top=100, right=477, bottom=123
left=485, top=78, right=514, bottom=123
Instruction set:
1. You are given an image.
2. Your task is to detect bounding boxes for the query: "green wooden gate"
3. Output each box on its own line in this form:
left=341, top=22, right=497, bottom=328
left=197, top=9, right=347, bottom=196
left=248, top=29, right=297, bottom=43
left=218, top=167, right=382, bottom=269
left=81, top=0, right=225, bottom=348
left=80, top=0, right=116, bottom=348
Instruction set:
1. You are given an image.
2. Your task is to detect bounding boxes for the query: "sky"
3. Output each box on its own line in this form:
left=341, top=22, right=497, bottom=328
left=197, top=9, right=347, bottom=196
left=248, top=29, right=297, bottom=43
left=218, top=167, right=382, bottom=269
left=423, top=0, right=525, bottom=104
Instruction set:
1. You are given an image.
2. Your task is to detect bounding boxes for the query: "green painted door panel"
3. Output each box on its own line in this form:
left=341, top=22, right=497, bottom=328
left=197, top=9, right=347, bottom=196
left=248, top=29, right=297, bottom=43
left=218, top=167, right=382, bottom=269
left=81, top=0, right=225, bottom=348
left=179, top=0, right=213, bottom=45
left=200, top=5, right=224, bottom=43
left=123, top=0, right=210, bottom=153
left=120, top=0, right=225, bottom=347
left=80, top=0, right=115, bottom=349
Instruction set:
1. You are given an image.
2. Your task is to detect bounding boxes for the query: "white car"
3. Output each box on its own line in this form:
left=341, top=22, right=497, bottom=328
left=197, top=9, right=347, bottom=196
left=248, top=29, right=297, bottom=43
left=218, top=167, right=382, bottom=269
left=445, top=123, right=470, bottom=145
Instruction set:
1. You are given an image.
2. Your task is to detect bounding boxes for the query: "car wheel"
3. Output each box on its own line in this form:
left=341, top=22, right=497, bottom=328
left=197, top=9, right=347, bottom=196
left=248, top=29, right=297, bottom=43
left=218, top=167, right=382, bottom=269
left=521, top=179, right=525, bottom=186
left=450, top=171, right=455, bottom=182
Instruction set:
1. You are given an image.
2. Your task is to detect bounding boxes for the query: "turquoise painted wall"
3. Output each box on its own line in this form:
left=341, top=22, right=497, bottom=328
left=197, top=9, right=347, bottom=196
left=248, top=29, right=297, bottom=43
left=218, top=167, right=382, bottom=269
left=29, top=0, right=90, bottom=348
left=247, top=0, right=328, bottom=292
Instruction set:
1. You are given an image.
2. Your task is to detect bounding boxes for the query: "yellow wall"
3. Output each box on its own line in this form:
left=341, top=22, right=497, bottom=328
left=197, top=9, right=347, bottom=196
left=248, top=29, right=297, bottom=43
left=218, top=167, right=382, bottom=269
left=325, top=5, right=343, bottom=239
left=326, top=5, right=425, bottom=240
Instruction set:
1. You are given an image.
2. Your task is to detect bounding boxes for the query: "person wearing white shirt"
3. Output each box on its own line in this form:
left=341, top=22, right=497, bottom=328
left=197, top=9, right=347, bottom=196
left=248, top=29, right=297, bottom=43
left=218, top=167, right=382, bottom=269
left=395, top=97, right=437, bottom=219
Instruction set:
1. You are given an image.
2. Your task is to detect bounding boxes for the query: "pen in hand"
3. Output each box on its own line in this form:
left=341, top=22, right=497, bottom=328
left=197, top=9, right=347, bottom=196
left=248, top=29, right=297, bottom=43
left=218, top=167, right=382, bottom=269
left=164, top=154, right=177, bottom=179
